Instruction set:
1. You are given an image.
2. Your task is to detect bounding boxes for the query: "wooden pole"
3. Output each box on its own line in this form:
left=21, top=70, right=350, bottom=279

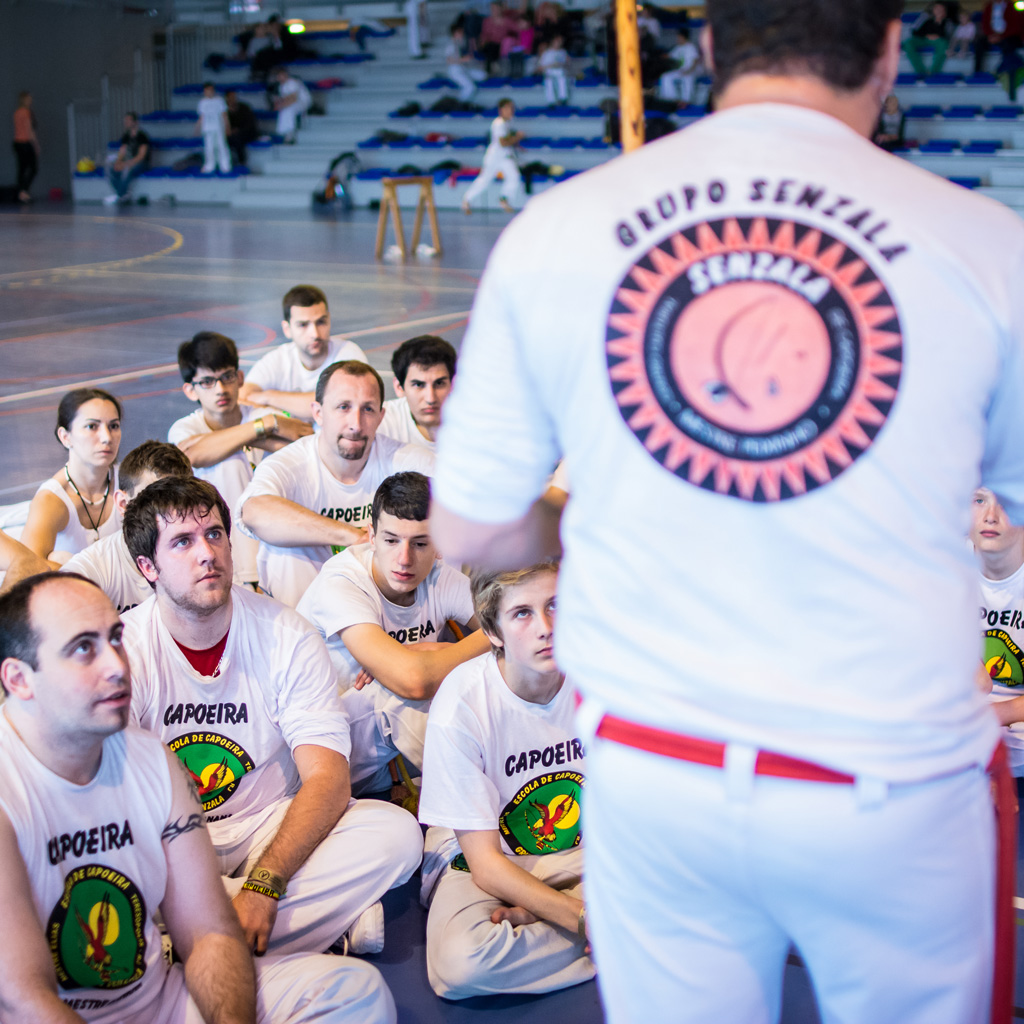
left=616, top=0, right=645, bottom=152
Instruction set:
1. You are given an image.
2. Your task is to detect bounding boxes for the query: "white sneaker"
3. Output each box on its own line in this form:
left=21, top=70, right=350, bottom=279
left=332, top=901, right=384, bottom=955
left=103, top=194, right=119, bottom=205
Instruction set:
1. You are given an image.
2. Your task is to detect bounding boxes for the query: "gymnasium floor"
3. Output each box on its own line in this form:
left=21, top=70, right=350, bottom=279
left=0, top=203, right=1010, bottom=1022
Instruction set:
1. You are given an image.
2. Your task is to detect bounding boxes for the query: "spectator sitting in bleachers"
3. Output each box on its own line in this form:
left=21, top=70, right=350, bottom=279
left=104, top=111, right=150, bottom=205
left=21, top=389, right=122, bottom=567
left=225, top=89, right=259, bottom=167
left=903, top=1, right=955, bottom=77
left=480, top=2, right=514, bottom=74
left=873, top=93, right=906, bottom=151
left=538, top=34, right=572, bottom=105
left=948, top=8, right=977, bottom=59
left=380, top=335, right=457, bottom=453
left=501, top=12, right=535, bottom=77
left=239, top=284, right=367, bottom=422
left=658, top=26, right=700, bottom=106
left=976, top=0, right=1024, bottom=97
left=296, top=472, right=490, bottom=796
left=445, top=24, right=487, bottom=101
left=271, top=66, right=312, bottom=144
left=534, top=0, right=568, bottom=46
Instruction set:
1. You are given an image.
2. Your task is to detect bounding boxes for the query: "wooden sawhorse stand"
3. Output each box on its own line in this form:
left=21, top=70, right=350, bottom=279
left=374, top=176, right=443, bottom=260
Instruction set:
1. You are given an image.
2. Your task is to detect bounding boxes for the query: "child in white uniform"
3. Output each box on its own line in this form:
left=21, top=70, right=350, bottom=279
left=196, top=82, right=231, bottom=173
left=461, top=97, right=524, bottom=214
left=538, top=35, right=571, bottom=105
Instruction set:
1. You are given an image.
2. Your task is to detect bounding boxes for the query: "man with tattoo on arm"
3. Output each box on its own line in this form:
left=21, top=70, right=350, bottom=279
left=0, top=572, right=396, bottom=1024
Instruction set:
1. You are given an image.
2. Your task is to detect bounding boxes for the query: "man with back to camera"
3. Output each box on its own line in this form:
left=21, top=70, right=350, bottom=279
left=121, top=477, right=422, bottom=960
left=378, top=335, right=458, bottom=452
left=297, top=471, right=490, bottom=795
left=237, top=361, right=434, bottom=608
left=239, top=285, right=367, bottom=422
left=430, top=0, right=1024, bottom=1020
left=63, top=440, right=194, bottom=613
left=170, top=331, right=312, bottom=588
left=0, top=572, right=399, bottom=1023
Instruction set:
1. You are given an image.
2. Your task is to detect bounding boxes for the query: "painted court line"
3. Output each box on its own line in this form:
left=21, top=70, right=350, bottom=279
left=0, top=311, right=471, bottom=407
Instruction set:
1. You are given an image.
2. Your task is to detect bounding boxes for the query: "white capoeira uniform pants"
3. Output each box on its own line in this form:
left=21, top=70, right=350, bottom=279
left=217, top=796, right=423, bottom=955
left=405, top=0, right=425, bottom=56
left=276, top=104, right=303, bottom=138
left=341, top=681, right=431, bottom=795
left=423, top=833, right=594, bottom=999
left=202, top=129, right=232, bottom=173
left=463, top=149, right=522, bottom=207
left=544, top=69, right=569, bottom=104
left=151, top=951, right=396, bottom=1024
left=449, top=63, right=486, bottom=101
left=583, top=727, right=996, bottom=1024
left=658, top=69, right=696, bottom=103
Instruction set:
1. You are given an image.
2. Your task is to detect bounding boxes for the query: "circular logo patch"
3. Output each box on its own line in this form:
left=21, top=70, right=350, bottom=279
left=499, top=771, right=583, bottom=855
left=985, top=630, right=1024, bottom=687
left=167, top=732, right=255, bottom=811
left=47, top=864, right=147, bottom=991
left=606, top=216, right=904, bottom=501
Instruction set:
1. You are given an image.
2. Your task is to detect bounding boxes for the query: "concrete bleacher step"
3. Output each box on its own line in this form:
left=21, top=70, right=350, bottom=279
left=230, top=188, right=313, bottom=208
left=977, top=185, right=1024, bottom=210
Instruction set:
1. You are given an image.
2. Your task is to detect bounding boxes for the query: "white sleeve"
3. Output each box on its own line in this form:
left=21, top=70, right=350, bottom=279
left=167, top=413, right=201, bottom=446
left=332, top=338, right=368, bottom=364
left=243, top=350, right=279, bottom=392
left=394, top=443, right=436, bottom=476
left=62, top=545, right=108, bottom=591
left=439, top=566, right=475, bottom=625
left=302, top=573, right=381, bottom=642
left=234, top=445, right=309, bottom=538
left=434, top=225, right=560, bottom=523
left=275, top=629, right=352, bottom=760
left=418, top=710, right=499, bottom=831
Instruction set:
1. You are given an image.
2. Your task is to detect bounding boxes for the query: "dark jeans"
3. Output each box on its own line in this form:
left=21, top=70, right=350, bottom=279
left=974, top=32, right=1023, bottom=76
left=13, top=141, right=37, bottom=193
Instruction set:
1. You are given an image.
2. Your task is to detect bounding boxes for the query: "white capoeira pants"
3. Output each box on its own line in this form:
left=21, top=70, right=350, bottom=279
left=405, top=0, right=425, bottom=56
left=583, top=725, right=997, bottom=1024
left=341, top=681, right=431, bottom=795
left=658, top=69, right=696, bottom=103
left=143, top=950, right=396, bottom=1024
left=276, top=104, right=304, bottom=138
left=448, top=63, right=486, bottom=101
left=463, top=149, right=522, bottom=207
left=217, top=796, right=423, bottom=955
left=202, top=128, right=231, bottom=173
left=544, top=69, right=569, bottom=104
left=423, top=833, right=594, bottom=999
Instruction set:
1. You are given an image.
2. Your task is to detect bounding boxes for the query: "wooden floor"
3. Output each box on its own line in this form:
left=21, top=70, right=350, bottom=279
left=0, top=201, right=1017, bottom=1023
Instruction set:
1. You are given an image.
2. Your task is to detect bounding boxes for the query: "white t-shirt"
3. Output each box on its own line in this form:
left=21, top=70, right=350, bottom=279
left=125, top=586, right=350, bottom=849
left=167, top=405, right=275, bottom=584
left=244, top=338, right=368, bottom=419
left=486, top=115, right=516, bottom=160
left=419, top=654, right=585, bottom=870
left=435, top=102, right=1024, bottom=782
left=197, top=94, right=228, bottom=133
left=235, top=433, right=435, bottom=607
left=296, top=541, right=474, bottom=686
left=0, top=714, right=178, bottom=1024
left=379, top=396, right=435, bottom=451
left=279, top=76, right=312, bottom=113
left=668, top=41, right=699, bottom=73
left=977, top=560, right=1024, bottom=773
left=539, top=47, right=568, bottom=73
left=62, top=531, right=151, bottom=614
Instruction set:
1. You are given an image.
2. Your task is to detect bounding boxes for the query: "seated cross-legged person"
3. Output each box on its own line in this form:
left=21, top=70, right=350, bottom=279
left=170, top=331, right=312, bottom=587
left=63, top=440, right=193, bottom=613
left=297, top=472, right=490, bottom=795
left=122, top=477, right=423, bottom=958
left=239, top=284, right=367, bottom=422
left=237, top=361, right=434, bottom=607
left=378, top=335, right=457, bottom=453
left=418, top=561, right=595, bottom=999
left=0, top=571, right=398, bottom=1024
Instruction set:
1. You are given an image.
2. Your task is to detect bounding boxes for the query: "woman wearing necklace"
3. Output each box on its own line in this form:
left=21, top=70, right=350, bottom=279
left=21, top=388, right=123, bottom=566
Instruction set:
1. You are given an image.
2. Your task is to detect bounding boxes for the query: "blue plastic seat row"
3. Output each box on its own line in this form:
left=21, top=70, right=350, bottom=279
left=142, top=109, right=276, bottom=122
left=896, top=70, right=1000, bottom=85
left=357, top=135, right=610, bottom=150
left=106, top=134, right=283, bottom=151
left=392, top=104, right=606, bottom=119
left=74, top=166, right=251, bottom=179
left=353, top=166, right=580, bottom=183
left=905, top=104, right=1022, bottom=119
left=947, top=176, right=983, bottom=188
left=174, top=77, right=347, bottom=95
left=917, top=139, right=1003, bottom=153
left=418, top=72, right=610, bottom=91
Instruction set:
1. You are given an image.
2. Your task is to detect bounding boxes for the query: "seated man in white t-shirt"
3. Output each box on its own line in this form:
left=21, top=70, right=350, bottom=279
left=170, top=331, right=312, bottom=586
left=63, top=439, right=193, bottom=613
left=970, top=486, right=1024, bottom=775
left=378, top=335, right=457, bottom=452
left=297, top=471, right=490, bottom=795
left=418, top=561, right=594, bottom=999
left=238, top=284, right=367, bottom=422
left=237, top=361, right=435, bottom=608
left=123, top=476, right=422, bottom=959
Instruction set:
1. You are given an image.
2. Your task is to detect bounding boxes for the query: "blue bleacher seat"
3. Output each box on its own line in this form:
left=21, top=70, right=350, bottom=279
left=965, top=72, right=998, bottom=84
left=896, top=72, right=920, bottom=85
left=905, top=104, right=942, bottom=118
left=948, top=176, right=983, bottom=188
left=944, top=106, right=982, bottom=119
left=962, top=139, right=1002, bottom=153
left=517, top=106, right=545, bottom=117
left=924, top=73, right=961, bottom=84
left=389, top=138, right=416, bottom=148
left=355, top=168, right=390, bottom=180
left=357, top=138, right=385, bottom=149
left=451, top=136, right=487, bottom=148
left=417, top=77, right=455, bottom=90
left=449, top=110, right=478, bottom=118
left=417, top=110, right=444, bottom=119
left=578, top=106, right=604, bottom=117
left=919, top=139, right=959, bottom=152
left=544, top=107, right=578, bottom=118
left=520, top=137, right=552, bottom=148
left=479, top=77, right=511, bottom=88
left=580, top=138, right=611, bottom=149
left=985, top=105, right=1023, bottom=118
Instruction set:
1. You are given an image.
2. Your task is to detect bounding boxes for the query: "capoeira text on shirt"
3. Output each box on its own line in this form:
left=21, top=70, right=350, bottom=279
left=504, top=738, right=585, bottom=776
left=321, top=503, right=372, bottom=524
left=48, top=820, right=135, bottom=865
left=163, top=701, right=248, bottom=726
left=981, top=606, right=1024, bottom=629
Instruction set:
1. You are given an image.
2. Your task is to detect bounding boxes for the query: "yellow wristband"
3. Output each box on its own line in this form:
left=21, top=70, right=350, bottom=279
left=241, top=881, right=280, bottom=900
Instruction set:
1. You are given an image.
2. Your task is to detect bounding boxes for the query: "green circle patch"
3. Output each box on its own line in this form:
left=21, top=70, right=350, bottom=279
left=167, top=732, right=255, bottom=810
left=499, top=771, right=584, bottom=855
left=985, top=630, right=1024, bottom=687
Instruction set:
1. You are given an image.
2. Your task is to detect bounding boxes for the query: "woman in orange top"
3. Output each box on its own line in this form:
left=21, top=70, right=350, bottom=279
left=12, top=90, right=38, bottom=204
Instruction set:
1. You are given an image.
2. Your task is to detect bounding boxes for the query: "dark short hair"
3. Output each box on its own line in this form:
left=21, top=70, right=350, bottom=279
left=498, top=96, right=515, bottom=109
left=707, top=0, right=903, bottom=93
left=178, top=331, right=240, bottom=382
left=123, top=477, right=231, bottom=582
left=0, top=572, right=101, bottom=677
left=391, top=335, right=457, bottom=386
left=203, top=81, right=215, bottom=89
left=125, top=111, right=139, bottom=122
left=471, top=561, right=559, bottom=654
left=55, top=389, right=123, bottom=444
left=119, top=441, right=193, bottom=498
left=371, top=472, right=431, bottom=530
left=315, top=360, right=385, bottom=407
left=282, top=284, right=328, bottom=321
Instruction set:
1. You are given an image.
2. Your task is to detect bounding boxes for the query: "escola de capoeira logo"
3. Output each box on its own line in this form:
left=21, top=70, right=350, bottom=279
left=47, top=864, right=147, bottom=990
left=985, top=630, right=1024, bottom=687
left=605, top=216, right=904, bottom=501
left=499, top=771, right=584, bottom=856
left=167, top=732, right=255, bottom=811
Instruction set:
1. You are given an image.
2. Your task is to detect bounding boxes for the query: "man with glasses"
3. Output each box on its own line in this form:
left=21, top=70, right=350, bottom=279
left=170, top=331, right=311, bottom=587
